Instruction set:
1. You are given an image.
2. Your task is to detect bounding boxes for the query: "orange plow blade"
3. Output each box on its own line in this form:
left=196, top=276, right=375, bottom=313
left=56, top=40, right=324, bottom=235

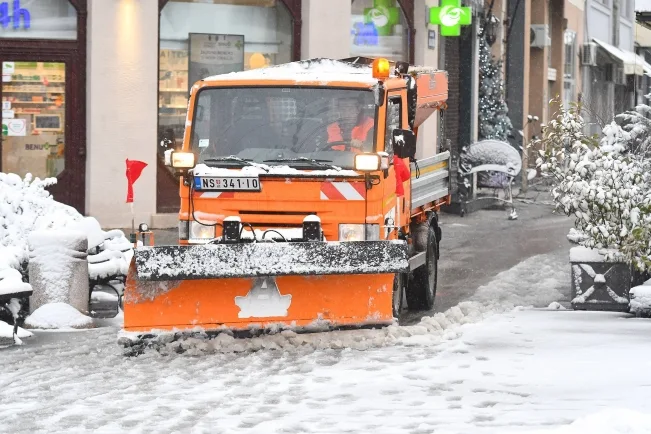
left=120, top=241, right=408, bottom=352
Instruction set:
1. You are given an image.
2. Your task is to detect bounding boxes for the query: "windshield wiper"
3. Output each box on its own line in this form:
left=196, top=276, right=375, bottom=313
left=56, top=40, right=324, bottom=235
left=202, top=156, right=268, bottom=172
left=262, top=157, right=341, bottom=171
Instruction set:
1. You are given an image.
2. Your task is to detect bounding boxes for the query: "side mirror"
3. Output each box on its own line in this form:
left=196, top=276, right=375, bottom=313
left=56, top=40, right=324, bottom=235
left=392, top=129, right=416, bottom=160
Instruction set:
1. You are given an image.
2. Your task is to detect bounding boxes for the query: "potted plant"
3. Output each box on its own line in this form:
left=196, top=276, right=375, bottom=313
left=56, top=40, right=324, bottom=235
left=534, top=98, right=651, bottom=311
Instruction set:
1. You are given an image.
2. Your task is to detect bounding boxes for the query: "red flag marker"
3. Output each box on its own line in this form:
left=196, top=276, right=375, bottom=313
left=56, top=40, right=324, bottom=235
left=126, top=159, right=147, bottom=203
left=393, top=156, right=410, bottom=197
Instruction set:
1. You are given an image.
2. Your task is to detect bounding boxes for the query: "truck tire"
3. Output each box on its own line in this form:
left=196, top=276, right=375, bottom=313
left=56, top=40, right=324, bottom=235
left=407, top=225, right=438, bottom=311
left=392, top=273, right=405, bottom=320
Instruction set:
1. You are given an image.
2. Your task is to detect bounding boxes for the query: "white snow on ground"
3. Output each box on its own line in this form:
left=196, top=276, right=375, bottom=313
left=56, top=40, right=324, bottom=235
left=7, top=252, right=641, bottom=434
left=23, top=302, right=94, bottom=330
left=526, top=408, right=651, bottom=433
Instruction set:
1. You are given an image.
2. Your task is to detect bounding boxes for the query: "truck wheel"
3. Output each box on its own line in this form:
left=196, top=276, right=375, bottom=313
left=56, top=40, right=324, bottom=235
left=392, top=273, right=404, bottom=320
left=407, top=225, right=438, bottom=311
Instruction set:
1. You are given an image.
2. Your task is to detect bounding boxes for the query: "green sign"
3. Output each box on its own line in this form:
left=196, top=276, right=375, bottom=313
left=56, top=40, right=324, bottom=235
left=429, top=0, right=472, bottom=37
left=363, top=0, right=400, bottom=37
left=2, top=123, right=7, bottom=136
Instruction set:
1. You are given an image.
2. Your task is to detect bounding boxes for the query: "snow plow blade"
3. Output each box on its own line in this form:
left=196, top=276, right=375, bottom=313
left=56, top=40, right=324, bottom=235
left=121, top=240, right=408, bottom=350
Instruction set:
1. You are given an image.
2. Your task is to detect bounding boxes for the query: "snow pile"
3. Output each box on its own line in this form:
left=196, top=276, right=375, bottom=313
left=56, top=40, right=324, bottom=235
left=526, top=408, right=651, bottom=433
left=122, top=252, right=568, bottom=356
left=24, top=302, right=94, bottom=330
left=121, top=300, right=495, bottom=356
left=630, top=282, right=651, bottom=317
left=203, top=58, right=381, bottom=85
left=470, top=252, right=567, bottom=309
left=0, top=267, right=31, bottom=297
left=567, top=228, right=587, bottom=244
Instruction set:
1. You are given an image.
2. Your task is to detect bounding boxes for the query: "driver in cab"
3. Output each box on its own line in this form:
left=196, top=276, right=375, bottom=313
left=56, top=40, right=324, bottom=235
left=326, top=97, right=374, bottom=153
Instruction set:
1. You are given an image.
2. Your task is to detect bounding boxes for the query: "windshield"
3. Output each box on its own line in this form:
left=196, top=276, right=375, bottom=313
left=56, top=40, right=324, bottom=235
left=190, top=87, right=377, bottom=169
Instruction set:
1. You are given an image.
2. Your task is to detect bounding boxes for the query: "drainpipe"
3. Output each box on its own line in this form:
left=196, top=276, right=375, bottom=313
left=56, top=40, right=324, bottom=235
left=612, top=0, right=619, bottom=47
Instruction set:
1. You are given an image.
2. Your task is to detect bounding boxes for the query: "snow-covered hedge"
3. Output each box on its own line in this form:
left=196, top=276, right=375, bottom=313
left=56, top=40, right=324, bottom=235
left=0, top=173, right=133, bottom=299
left=534, top=99, right=651, bottom=271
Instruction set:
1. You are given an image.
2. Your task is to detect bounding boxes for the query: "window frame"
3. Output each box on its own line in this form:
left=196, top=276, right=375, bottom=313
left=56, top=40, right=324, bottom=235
left=384, top=94, right=403, bottom=155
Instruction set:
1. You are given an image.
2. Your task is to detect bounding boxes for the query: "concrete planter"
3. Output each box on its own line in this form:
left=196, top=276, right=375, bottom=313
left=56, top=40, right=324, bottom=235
left=28, top=230, right=89, bottom=315
left=570, top=246, right=630, bottom=312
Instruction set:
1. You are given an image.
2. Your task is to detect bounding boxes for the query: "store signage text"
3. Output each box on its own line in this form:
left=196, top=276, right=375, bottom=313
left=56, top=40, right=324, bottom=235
left=351, top=22, right=379, bottom=46
left=0, top=0, right=31, bottom=30
left=429, top=0, right=471, bottom=37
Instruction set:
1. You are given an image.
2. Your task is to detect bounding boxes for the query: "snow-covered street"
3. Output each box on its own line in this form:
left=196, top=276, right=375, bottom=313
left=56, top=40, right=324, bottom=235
left=4, top=248, right=651, bottom=434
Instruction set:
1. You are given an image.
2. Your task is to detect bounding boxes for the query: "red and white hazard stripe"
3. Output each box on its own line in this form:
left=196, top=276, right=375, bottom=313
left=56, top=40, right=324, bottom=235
left=193, top=191, right=235, bottom=199
left=320, top=182, right=366, bottom=201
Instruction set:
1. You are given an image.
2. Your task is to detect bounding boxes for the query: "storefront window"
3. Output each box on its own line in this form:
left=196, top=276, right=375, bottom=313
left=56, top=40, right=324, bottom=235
left=0, top=0, right=77, bottom=40
left=158, top=0, right=293, bottom=151
left=1, top=61, right=66, bottom=179
left=350, top=0, right=408, bottom=62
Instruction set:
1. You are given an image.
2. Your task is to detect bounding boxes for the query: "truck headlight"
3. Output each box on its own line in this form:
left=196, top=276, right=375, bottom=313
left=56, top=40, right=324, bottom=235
left=189, top=221, right=216, bottom=243
left=168, top=151, right=195, bottom=169
left=339, top=224, right=380, bottom=241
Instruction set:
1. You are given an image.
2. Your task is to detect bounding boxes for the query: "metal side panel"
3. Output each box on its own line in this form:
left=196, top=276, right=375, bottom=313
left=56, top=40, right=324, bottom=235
left=410, top=151, right=451, bottom=210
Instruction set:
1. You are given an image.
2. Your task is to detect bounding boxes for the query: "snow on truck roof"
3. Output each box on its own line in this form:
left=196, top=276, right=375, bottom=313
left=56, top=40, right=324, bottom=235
left=202, top=58, right=389, bottom=85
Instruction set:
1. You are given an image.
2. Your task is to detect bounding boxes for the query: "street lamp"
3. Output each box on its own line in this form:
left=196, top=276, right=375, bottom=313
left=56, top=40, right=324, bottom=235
left=484, top=13, right=500, bottom=46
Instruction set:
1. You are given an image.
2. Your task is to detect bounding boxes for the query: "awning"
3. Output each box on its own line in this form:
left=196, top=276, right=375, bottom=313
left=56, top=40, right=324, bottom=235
left=592, top=38, right=651, bottom=76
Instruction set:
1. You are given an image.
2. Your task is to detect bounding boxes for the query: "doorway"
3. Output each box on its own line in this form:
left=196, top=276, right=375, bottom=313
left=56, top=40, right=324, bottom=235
left=0, top=1, right=87, bottom=214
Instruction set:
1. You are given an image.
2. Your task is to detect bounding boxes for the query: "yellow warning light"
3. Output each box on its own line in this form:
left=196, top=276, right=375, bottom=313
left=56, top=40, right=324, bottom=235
left=372, top=58, right=391, bottom=80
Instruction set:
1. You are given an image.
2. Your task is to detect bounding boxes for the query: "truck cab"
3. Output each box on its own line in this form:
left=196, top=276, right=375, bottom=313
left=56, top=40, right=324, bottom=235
left=165, top=58, right=449, bottom=246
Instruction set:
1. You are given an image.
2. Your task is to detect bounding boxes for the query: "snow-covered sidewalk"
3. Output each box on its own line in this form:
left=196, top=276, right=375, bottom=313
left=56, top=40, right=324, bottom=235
left=2, top=251, right=651, bottom=433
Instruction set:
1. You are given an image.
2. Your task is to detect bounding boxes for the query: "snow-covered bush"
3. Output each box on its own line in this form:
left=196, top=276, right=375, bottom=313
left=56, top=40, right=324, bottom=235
left=534, top=99, right=651, bottom=270
left=0, top=172, right=132, bottom=296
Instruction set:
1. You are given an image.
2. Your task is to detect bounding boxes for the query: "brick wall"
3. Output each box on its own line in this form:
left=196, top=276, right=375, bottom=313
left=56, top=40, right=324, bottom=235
left=444, top=36, right=461, bottom=195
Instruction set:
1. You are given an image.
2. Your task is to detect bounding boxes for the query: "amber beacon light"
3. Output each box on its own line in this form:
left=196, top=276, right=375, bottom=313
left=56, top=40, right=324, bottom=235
left=372, top=58, right=391, bottom=79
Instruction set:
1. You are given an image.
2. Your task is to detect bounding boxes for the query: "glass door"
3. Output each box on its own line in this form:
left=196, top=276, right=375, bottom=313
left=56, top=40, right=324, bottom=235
left=1, top=60, right=66, bottom=180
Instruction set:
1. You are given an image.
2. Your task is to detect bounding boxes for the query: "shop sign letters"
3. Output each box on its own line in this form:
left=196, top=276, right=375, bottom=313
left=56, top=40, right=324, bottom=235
left=0, top=0, right=31, bottom=30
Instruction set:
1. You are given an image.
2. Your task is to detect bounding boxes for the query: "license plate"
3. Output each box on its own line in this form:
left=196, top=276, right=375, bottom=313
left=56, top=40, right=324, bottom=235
left=194, top=176, right=261, bottom=191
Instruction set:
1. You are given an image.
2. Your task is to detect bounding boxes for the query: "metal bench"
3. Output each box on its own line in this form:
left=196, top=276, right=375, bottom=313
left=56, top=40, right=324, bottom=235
left=457, top=139, right=522, bottom=220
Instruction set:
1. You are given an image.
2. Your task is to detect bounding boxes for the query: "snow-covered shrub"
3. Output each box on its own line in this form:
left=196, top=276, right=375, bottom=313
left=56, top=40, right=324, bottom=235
left=610, top=104, right=651, bottom=157
left=534, top=98, right=651, bottom=270
left=0, top=172, right=132, bottom=291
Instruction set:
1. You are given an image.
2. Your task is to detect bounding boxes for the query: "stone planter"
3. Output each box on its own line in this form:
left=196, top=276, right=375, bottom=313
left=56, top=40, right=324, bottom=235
left=570, top=246, right=630, bottom=312
left=28, top=230, right=89, bottom=315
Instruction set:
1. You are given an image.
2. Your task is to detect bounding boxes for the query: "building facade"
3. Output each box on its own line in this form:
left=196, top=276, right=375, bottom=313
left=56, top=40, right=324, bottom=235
left=581, top=0, right=647, bottom=135
left=1, top=0, right=464, bottom=228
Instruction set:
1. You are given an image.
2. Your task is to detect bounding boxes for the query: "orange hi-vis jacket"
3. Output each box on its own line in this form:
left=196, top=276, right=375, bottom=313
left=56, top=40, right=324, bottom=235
left=327, top=116, right=374, bottom=151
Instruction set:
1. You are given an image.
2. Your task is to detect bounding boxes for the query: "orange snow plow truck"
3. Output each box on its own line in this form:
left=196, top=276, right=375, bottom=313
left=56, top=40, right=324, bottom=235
left=121, top=57, right=450, bottom=348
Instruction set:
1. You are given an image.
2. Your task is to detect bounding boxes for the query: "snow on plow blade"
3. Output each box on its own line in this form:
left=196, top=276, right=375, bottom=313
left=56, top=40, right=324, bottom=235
left=122, top=241, right=408, bottom=338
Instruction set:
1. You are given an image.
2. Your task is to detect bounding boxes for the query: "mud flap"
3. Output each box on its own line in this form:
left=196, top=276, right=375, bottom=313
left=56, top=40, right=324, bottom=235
left=122, top=241, right=409, bottom=337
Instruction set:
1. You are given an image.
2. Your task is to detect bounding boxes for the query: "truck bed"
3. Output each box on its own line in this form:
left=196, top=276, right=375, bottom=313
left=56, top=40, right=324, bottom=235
left=410, top=151, right=450, bottom=214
